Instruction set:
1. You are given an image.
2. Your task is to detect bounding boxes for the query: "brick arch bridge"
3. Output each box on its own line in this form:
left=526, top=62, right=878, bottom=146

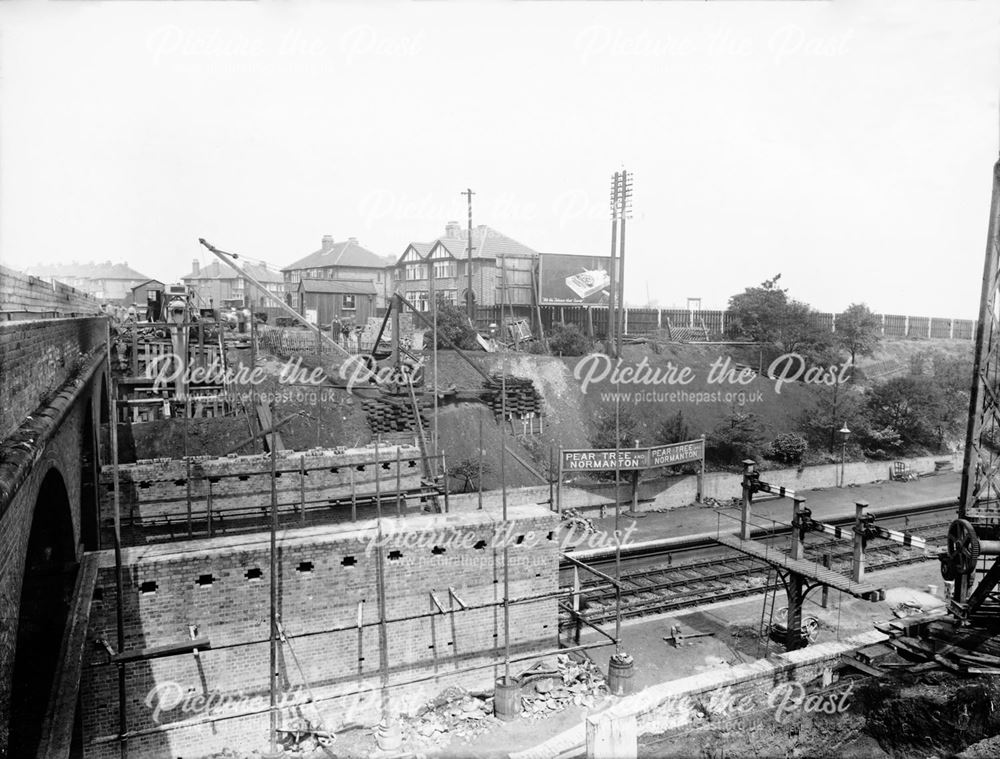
left=0, top=316, right=110, bottom=757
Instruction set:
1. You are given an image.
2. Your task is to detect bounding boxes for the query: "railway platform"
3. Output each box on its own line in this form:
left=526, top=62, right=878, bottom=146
left=569, top=470, right=959, bottom=551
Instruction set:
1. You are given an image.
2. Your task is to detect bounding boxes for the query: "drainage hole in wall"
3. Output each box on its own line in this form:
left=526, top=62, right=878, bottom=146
left=297, top=561, right=314, bottom=573
left=245, top=568, right=263, bottom=581
left=196, top=574, right=214, bottom=587
left=342, top=556, right=357, bottom=567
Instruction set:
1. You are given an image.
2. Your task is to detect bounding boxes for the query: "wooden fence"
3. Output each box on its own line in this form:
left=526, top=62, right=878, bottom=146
left=472, top=304, right=976, bottom=342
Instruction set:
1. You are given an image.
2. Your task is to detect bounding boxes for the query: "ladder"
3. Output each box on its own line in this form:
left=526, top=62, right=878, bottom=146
left=757, top=568, right=779, bottom=658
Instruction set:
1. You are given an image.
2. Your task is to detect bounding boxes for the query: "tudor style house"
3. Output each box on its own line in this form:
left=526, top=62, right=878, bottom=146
left=388, top=222, right=538, bottom=311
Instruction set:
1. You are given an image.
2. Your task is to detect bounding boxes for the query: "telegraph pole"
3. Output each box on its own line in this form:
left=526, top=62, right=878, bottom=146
left=607, top=173, right=619, bottom=356
left=462, top=188, right=475, bottom=322
left=615, top=169, right=633, bottom=358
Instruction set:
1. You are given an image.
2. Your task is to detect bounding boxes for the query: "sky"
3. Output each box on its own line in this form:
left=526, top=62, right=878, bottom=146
left=1, top=0, right=998, bottom=317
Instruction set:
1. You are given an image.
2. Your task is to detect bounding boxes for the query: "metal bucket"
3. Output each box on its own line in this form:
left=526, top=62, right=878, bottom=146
left=494, top=676, right=521, bottom=721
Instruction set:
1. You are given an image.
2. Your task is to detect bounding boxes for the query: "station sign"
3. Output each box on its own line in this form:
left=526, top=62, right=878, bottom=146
left=561, top=438, right=704, bottom=472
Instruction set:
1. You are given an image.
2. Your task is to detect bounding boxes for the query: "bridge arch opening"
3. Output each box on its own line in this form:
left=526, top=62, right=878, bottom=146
left=8, top=467, right=78, bottom=757
left=81, top=400, right=99, bottom=551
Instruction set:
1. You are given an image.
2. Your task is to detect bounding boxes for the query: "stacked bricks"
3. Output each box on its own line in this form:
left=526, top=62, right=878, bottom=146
left=99, top=446, right=424, bottom=546
left=483, top=374, right=543, bottom=420
left=0, top=264, right=101, bottom=319
left=0, top=316, right=106, bottom=442
left=80, top=504, right=559, bottom=758
left=361, top=398, right=428, bottom=434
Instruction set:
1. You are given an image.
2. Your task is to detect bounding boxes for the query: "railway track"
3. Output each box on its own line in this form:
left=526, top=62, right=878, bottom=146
left=559, top=505, right=951, bottom=628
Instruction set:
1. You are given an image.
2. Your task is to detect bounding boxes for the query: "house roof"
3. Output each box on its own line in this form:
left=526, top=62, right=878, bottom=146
left=393, top=225, right=541, bottom=266
left=26, top=261, right=150, bottom=280
left=131, top=279, right=165, bottom=291
left=283, top=239, right=387, bottom=272
left=298, top=278, right=377, bottom=295
left=180, top=260, right=284, bottom=284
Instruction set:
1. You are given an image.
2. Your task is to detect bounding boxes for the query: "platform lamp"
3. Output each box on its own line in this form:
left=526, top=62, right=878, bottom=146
left=837, top=424, right=851, bottom=488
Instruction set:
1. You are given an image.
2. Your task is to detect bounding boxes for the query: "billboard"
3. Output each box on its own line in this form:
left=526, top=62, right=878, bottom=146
left=538, top=253, right=614, bottom=306
left=561, top=438, right=704, bottom=472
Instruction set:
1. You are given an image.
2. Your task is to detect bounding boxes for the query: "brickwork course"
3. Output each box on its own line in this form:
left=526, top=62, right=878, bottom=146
left=1, top=263, right=101, bottom=319
left=80, top=504, right=559, bottom=758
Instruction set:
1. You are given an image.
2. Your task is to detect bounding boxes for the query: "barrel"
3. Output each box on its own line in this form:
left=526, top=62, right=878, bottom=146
left=607, top=653, right=634, bottom=696
left=494, top=676, right=521, bottom=721
left=376, top=720, right=402, bottom=751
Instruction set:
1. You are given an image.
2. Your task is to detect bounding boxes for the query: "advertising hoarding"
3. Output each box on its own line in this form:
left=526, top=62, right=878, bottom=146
left=538, top=253, right=614, bottom=306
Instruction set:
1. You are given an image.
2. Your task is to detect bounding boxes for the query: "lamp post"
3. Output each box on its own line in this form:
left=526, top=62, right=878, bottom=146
left=837, top=424, right=851, bottom=488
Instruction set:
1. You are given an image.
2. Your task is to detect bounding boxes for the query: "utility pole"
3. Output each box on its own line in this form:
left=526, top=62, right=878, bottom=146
left=615, top=169, right=633, bottom=358
left=462, top=188, right=475, bottom=322
left=607, top=173, right=619, bottom=356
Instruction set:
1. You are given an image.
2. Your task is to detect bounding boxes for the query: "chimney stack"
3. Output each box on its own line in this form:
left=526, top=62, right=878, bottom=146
left=445, top=221, right=461, bottom=239
left=322, top=235, right=335, bottom=252
left=192, top=259, right=200, bottom=275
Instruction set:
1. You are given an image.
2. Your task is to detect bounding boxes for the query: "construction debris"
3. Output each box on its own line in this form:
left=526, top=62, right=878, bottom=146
left=561, top=508, right=598, bottom=533
left=519, top=655, right=608, bottom=720
left=395, top=686, right=499, bottom=748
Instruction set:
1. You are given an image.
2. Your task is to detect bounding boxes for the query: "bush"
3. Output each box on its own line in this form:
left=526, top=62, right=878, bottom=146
left=655, top=411, right=692, bottom=445
left=548, top=322, right=591, bottom=356
left=431, top=302, right=479, bottom=350
left=705, top=410, right=766, bottom=466
left=767, top=433, right=808, bottom=464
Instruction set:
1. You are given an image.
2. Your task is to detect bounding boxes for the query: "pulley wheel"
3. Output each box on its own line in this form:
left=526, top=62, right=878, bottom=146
left=948, top=519, right=981, bottom=575
left=939, top=555, right=958, bottom=581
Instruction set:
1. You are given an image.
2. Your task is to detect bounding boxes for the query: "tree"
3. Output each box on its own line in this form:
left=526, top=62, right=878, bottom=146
left=835, top=303, right=880, bottom=368
left=705, top=409, right=766, bottom=466
left=727, top=274, right=834, bottom=363
left=654, top=410, right=691, bottom=446
left=726, top=274, right=789, bottom=343
left=797, top=382, right=868, bottom=454
left=591, top=405, right=642, bottom=450
left=590, top=405, right=643, bottom=482
left=431, top=301, right=479, bottom=350
left=864, top=376, right=945, bottom=450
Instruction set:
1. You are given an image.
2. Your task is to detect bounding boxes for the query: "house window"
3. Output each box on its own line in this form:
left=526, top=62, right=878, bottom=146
left=406, top=264, right=426, bottom=281
left=343, top=294, right=356, bottom=311
left=414, top=291, right=429, bottom=312
left=433, top=260, right=455, bottom=279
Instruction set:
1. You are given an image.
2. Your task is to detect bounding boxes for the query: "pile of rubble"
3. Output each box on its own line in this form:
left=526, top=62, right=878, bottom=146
left=699, top=496, right=741, bottom=509
left=397, top=687, right=500, bottom=748
left=519, top=655, right=608, bottom=720
left=390, top=656, right=609, bottom=749
left=562, top=508, right=598, bottom=533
